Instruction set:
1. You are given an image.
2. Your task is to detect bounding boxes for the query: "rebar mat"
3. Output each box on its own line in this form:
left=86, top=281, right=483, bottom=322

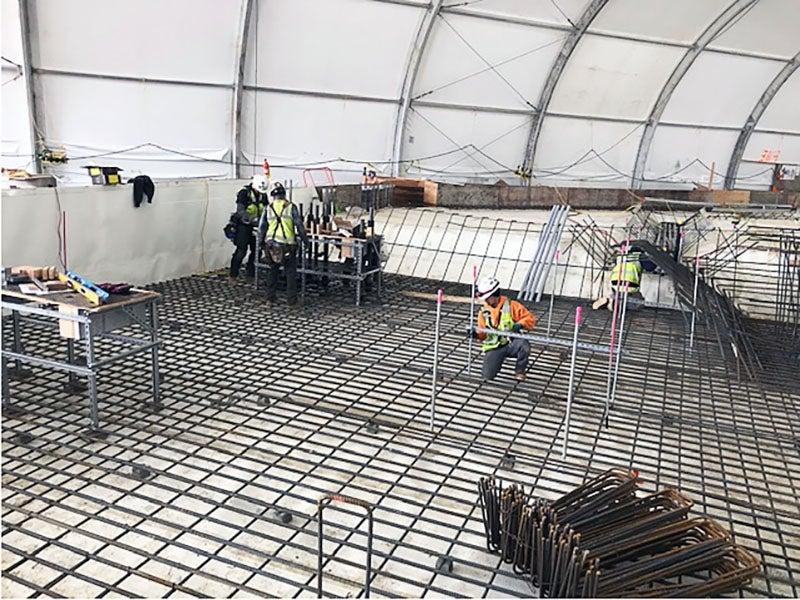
left=1, top=273, right=799, bottom=597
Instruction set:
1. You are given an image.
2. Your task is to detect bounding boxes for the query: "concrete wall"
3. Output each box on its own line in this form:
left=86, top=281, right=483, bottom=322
left=375, top=208, right=681, bottom=308
left=375, top=207, right=798, bottom=320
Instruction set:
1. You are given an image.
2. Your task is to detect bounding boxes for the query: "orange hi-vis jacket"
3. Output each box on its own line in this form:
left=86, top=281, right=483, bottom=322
left=476, top=295, right=537, bottom=341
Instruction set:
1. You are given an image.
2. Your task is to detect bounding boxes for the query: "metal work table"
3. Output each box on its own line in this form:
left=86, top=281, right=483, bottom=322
left=1, top=286, right=161, bottom=435
left=299, top=234, right=383, bottom=306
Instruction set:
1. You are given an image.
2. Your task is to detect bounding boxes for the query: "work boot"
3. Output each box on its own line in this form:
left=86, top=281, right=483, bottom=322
left=515, top=372, right=527, bottom=382
left=592, top=297, right=608, bottom=310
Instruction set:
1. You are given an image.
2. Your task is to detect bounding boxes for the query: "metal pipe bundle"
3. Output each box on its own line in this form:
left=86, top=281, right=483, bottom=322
left=519, top=205, right=570, bottom=301
left=478, top=469, right=760, bottom=597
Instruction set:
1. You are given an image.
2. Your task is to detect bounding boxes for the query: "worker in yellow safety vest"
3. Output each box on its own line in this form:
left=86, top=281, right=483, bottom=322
left=472, top=276, right=537, bottom=381
left=229, top=175, right=268, bottom=279
left=260, top=183, right=307, bottom=305
left=593, top=245, right=644, bottom=310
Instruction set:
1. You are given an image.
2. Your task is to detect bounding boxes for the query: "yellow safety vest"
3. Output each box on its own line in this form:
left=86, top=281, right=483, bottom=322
left=245, top=189, right=265, bottom=222
left=266, top=199, right=296, bottom=245
left=610, top=253, right=642, bottom=293
left=481, top=299, right=514, bottom=352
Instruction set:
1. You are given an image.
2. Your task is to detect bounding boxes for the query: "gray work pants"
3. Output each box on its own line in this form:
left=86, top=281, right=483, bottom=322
left=482, top=338, right=530, bottom=381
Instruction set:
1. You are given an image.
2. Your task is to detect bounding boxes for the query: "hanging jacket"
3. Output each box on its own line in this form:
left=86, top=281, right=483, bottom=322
left=235, top=185, right=266, bottom=225
left=130, top=175, right=155, bottom=208
left=477, top=295, right=537, bottom=352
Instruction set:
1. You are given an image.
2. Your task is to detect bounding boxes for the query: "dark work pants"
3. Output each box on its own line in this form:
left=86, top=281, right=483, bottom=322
left=266, top=247, right=298, bottom=304
left=230, top=224, right=256, bottom=277
left=482, top=338, right=530, bottom=381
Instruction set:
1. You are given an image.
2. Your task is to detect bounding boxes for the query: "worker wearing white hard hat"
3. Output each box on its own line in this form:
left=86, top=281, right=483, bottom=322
left=228, top=175, right=269, bottom=279
left=473, top=276, right=537, bottom=381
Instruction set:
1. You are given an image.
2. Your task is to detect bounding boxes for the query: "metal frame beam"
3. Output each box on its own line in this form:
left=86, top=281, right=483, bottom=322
left=34, top=67, right=233, bottom=89
left=442, top=4, right=788, bottom=64
left=521, top=0, right=609, bottom=173
left=18, top=0, right=41, bottom=172
left=631, top=0, right=758, bottom=189
left=231, top=0, right=255, bottom=179
left=244, top=84, right=396, bottom=104
left=391, top=0, right=444, bottom=177
left=724, top=51, right=800, bottom=189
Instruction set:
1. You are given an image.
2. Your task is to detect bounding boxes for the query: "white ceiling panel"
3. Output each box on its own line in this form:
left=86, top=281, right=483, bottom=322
left=743, top=131, right=800, bottom=167
left=550, top=37, right=685, bottom=120
left=38, top=74, right=232, bottom=150
left=448, top=0, right=588, bottom=28
left=646, top=125, right=738, bottom=184
left=404, top=105, right=531, bottom=177
left=535, top=116, right=643, bottom=181
left=706, top=0, right=800, bottom=60
left=413, top=14, right=563, bottom=109
left=244, top=0, right=422, bottom=98
left=2, top=0, right=24, bottom=64
left=589, top=0, right=730, bottom=44
left=660, top=53, right=784, bottom=127
left=732, top=160, right=775, bottom=189
left=31, top=0, right=241, bottom=84
left=240, top=90, right=396, bottom=168
left=757, top=69, right=800, bottom=133
left=1, top=77, right=34, bottom=169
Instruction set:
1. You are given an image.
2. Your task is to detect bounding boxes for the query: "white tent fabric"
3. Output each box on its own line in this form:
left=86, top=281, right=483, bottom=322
left=2, top=0, right=798, bottom=189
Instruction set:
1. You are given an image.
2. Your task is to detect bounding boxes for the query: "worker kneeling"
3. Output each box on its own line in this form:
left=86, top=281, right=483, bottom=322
left=473, top=277, right=537, bottom=381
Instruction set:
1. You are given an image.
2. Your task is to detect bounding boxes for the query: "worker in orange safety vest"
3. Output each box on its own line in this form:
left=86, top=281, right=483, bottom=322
left=472, top=276, right=537, bottom=381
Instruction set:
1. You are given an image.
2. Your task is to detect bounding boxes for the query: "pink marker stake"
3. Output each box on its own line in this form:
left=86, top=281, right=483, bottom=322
left=563, top=306, right=582, bottom=458
left=690, top=255, right=700, bottom=349
left=431, top=288, right=444, bottom=431
left=468, top=268, right=477, bottom=374
left=547, top=250, right=560, bottom=336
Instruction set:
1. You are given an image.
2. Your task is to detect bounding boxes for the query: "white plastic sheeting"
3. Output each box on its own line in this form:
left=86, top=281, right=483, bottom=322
left=2, top=180, right=239, bottom=284
left=1, top=179, right=319, bottom=284
left=1, top=0, right=799, bottom=188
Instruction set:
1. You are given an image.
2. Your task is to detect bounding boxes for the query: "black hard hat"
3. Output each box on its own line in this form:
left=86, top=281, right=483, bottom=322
left=271, top=183, right=286, bottom=198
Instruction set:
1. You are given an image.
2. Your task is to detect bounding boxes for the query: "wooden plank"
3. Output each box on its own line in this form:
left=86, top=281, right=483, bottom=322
left=1, top=287, right=160, bottom=313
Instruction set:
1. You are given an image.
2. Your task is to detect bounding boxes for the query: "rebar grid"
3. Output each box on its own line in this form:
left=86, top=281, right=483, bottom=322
left=2, top=273, right=799, bottom=598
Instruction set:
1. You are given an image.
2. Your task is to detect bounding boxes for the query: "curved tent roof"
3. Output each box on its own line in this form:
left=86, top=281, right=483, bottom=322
left=2, top=0, right=798, bottom=188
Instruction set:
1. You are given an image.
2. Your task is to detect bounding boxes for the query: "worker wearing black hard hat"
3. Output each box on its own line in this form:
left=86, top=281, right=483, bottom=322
left=228, top=175, right=268, bottom=279
left=259, top=182, right=307, bottom=305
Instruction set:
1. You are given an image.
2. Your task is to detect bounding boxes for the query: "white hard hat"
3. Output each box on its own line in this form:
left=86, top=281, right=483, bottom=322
left=476, top=276, right=501, bottom=301
left=251, top=174, right=269, bottom=194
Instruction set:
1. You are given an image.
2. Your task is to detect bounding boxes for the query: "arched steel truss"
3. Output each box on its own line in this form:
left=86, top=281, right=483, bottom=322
left=724, top=51, right=800, bottom=189
left=18, top=0, right=800, bottom=187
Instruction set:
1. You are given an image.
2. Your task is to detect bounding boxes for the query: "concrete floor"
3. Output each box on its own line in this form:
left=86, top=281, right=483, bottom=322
left=2, top=272, right=799, bottom=597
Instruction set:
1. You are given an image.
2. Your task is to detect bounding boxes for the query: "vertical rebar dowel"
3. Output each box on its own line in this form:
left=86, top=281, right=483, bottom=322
left=547, top=250, right=559, bottom=336
left=431, top=288, right=443, bottom=432
left=468, top=266, right=477, bottom=375
left=604, top=247, right=628, bottom=425
left=563, top=306, right=582, bottom=459
left=689, top=254, right=700, bottom=350
left=610, top=281, right=630, bottom=409
left=317, top=504, right=324, bottom=597
left=366, top=511, right=373, bottom=598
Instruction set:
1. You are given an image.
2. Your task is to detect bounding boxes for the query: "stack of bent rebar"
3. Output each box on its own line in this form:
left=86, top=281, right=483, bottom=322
left=478, top=469, right=759, bottom=597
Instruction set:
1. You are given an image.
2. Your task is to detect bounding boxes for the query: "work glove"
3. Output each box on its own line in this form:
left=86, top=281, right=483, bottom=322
left=511, top=323, right=524, bottom=333
left=470, top=327, right=480, bottom=340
